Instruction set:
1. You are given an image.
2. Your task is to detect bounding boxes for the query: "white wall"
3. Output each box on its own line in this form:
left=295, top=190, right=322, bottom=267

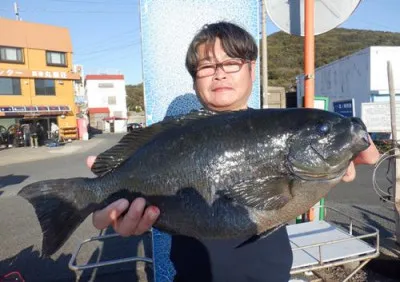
left=114, top=120, right=127, bottom=133
left=85, top=79, right=128, bottom=118
left=297, top=48, right=371, bottom=118
left=370, top=47, right=400, bottom=96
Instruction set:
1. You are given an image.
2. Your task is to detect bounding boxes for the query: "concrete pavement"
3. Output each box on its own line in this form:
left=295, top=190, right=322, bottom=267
left=0, top=136, right=105, bottom=167
left=0, top=133, right=153, bottom=282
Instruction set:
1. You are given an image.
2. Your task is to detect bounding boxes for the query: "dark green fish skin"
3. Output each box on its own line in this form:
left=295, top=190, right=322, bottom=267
left=18, top=108, right=370, bottom=256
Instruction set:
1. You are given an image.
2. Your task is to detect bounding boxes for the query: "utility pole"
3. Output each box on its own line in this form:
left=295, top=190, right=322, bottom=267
left=304, top=0, right=319, bottom=221
left=387, top=61, right=400, bottom=244
left=14, top=1, right=21, bottom=21
left=304, top=0, right=315, bottom=108
left=261, top=0, right=268, bottom=108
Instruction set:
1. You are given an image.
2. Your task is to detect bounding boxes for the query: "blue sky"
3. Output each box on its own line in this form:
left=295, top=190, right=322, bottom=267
left=0, top=0, right=399, bottom=85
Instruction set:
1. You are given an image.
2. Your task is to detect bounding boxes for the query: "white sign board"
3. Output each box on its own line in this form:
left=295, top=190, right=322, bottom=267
left=361, top=102, right=400, bottom=132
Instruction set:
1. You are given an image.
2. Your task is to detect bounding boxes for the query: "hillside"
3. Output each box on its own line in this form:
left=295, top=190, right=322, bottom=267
left=267, top=28, right=400, bottom=90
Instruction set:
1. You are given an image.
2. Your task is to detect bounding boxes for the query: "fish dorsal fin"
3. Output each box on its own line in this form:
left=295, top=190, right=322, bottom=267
left=218, top=177, right=292, bottom=211
left=91, top=109, right=217, bottom=177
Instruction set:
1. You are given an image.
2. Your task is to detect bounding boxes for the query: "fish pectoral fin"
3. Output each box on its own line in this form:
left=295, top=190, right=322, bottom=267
left=219, top=177, right=291, bottom=211
left=235, top=224, right=285, bottom=249
left=91, top=109, right=217, bottom=177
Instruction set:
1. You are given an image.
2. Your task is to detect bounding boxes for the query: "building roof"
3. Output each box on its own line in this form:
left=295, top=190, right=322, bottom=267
left=0, top=18, right=73, bottom=52
left=86, top=74, right=125, bottom=80
left=88, top=107, right=110, bottom=114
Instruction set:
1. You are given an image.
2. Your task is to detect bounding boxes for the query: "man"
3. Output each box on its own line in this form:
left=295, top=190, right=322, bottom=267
left=88, top=21, right=379, bottom=281
left=29, top=122, right=38, bottom=148
left=21, top=123, right=31, bottom=147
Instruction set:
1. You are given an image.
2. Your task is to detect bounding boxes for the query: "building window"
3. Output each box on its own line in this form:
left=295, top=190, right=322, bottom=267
left=98, top=83, right=114, bottom=88
left=0, top=46, right=24, bottom=63
left=0, top=78, right=21, bottom=95
left=108, top=96, right=116, bottom=105
left=35, top=79, right=55, bottom=96
left=46, top=51, right=67, bottom=66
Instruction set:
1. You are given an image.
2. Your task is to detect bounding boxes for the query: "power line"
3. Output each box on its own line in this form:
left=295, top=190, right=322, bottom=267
left=49, top=0, right=109, bottom=3
left=47, top=0, right=137, bottom=5
left=73, top=29, right=140, bottom=53
left=75, top=40, right=140, bottom=56
left=74, top=42, right=140, bottom=62
left=19, top=9, right=135, bottom=14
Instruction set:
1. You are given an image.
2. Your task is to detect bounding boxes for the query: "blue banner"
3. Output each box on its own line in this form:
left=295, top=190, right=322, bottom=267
left=140, top=1, right=260, bottom=281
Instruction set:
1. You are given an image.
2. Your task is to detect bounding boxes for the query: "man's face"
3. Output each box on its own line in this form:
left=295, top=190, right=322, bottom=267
left=194, top=38, right=256, bottom=112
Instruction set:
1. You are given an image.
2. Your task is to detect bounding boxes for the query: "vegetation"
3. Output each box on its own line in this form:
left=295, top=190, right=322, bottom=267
left=125, top=28, right=400, bottom=110
left=267, top=28, right=400, bottom=90
left=125, top=83, right=144, bottom=112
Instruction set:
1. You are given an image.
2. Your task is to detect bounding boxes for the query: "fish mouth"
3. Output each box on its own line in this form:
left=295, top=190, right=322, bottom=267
left=288, top=164, right=346, bottom=181
left=287, top=145, right=348, bottom=181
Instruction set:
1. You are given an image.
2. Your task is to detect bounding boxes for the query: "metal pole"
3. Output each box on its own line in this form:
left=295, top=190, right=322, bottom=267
left=261, top=0, right=268, bottom=108
left=387, top=61, right=400, bottom=244
left=304, top=0, right=315, bottom=108
left=304, top=0, right=318, bottom=221
left=14, top=1, right=20, bottom=21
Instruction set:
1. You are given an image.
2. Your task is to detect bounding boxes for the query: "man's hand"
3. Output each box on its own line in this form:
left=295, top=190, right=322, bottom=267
left=342, top=136, right=380, bottom=182
left=87, top=156, right=160, bottom=236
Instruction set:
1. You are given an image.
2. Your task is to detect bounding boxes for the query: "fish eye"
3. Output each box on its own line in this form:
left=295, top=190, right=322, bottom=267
left=316, top=122, right=330, bottom=135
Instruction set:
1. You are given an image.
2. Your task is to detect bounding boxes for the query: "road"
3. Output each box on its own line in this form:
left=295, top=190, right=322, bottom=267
left=0, top=134, right=152, bottom=282
left=0, top=133, right=398, bottom=281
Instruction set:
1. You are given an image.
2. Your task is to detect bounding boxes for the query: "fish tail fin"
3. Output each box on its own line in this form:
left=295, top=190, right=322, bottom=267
left=18, top=177, right=97, bottom=257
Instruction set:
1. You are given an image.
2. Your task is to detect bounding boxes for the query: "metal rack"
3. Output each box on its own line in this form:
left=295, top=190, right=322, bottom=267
left=68, top=231, right=153, bottom=271
left=288, top=206, right=380, bottom=282
left=69, top=206, right=379, bottom=282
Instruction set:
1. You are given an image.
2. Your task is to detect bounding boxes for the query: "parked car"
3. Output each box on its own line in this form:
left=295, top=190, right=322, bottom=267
left=127, top=122, right=143, bottom=132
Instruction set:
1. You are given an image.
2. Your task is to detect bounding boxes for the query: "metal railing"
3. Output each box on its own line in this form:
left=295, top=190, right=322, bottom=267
left=69, top=205, right=380, bottom=282
left=290, top=205, right=380, bottom=282
left=68, top=231, right=153, bottom=271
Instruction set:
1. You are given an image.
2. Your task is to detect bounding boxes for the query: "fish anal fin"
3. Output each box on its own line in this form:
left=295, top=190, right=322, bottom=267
left=235, top=224, right=284, bottom=249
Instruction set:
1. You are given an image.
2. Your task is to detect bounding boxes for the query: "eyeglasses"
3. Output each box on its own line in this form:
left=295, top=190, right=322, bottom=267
left=196, top=59, right=249, bottom=78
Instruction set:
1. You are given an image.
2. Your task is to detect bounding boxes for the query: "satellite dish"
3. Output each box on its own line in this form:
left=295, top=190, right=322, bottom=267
left=266, top=0, right=361, bottom=36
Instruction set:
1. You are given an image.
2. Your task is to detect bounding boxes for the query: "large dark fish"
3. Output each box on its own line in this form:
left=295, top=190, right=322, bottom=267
left=19, top=108, right=370, bottom=257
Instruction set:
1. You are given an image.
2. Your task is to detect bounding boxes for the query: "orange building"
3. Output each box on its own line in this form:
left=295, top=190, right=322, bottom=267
left=0, top=18, right=81, bottom=141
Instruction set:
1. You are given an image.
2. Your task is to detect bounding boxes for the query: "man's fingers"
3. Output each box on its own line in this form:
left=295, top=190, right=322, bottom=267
left=133, top=206, right=160, bottom=235
left=92, top=199, right=129, bottom=230
left=115, top=198, right=146, bottom=237
left=342, top=161, right=356, bottom=182
left=86, top=155, right=97, bottom=169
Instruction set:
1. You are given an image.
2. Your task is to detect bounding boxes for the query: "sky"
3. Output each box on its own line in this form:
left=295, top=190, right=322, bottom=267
left=0, top=0, right=399, bottom=85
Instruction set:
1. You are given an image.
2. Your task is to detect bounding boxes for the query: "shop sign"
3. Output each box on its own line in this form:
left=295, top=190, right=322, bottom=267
left=0, top=68, right=80, bottom=80
left=0, top=105, right=70, bottom=113
left=31, top=70, right=68, bottom=79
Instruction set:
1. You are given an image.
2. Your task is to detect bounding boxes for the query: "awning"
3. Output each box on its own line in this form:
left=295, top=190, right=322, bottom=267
left=88, top=107, right=110, bottom=114
left=0, top=105, right=71, bottom=117
left=103, top=116, right=127, bottom=121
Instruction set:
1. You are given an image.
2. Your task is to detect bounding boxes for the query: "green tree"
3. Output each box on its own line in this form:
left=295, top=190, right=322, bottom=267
left=126, top=83, right=144, bottom=111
